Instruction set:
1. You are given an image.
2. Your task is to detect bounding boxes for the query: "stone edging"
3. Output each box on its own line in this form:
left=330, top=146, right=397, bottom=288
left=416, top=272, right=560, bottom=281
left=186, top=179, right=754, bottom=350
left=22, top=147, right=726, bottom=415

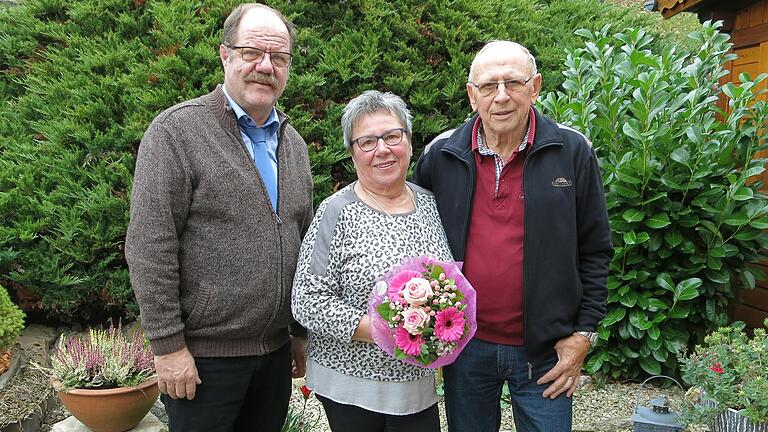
left=0, top=349, right=23, bottom=392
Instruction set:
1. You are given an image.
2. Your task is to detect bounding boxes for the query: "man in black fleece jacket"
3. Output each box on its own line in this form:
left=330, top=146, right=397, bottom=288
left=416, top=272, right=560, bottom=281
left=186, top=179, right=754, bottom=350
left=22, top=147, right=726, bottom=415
left=413, top=41, right=612, bottom=432
left=125, top=4, right=313, bottom=431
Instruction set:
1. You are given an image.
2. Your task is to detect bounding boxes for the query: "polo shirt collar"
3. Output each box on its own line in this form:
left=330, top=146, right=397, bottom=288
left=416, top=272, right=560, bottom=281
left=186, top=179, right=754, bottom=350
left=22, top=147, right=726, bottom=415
left=472, top=107, right=537, bottom=154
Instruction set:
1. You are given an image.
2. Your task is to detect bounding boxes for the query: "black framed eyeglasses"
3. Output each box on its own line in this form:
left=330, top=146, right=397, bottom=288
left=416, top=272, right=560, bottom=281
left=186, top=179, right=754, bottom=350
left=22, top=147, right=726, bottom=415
left=468, top=74, right=534, bottom=97
left=351, top=128, right=407, bottom=152
left=228, top=45, right=293, bottom=68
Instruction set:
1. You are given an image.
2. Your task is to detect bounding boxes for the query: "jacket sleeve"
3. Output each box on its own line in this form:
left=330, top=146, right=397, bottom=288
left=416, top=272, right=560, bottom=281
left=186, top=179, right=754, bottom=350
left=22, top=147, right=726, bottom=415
left=291, top=199, right=364, bottom=342
left=574, top=144, right=613, bottom=330
left=289, top=200, right=312, bottom=339
left=412, top=141, right=434, bottom=190
left=290, top=146, right=315, bottom=339
left=124, top=121, right=191, bottom=355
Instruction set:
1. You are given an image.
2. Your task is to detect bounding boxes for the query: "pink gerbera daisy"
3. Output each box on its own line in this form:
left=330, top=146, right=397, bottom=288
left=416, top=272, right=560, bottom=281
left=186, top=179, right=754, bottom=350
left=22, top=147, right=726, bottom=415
left=395, top=326, right=424, bottom=356
left=387, top=271, right=424, bottom=303
left=434, top=307, right=465, bottom=342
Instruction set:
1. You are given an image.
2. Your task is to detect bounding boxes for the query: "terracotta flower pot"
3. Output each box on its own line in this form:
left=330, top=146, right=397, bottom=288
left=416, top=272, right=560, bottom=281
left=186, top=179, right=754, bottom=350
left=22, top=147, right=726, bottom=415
left=54, top=377, right=160, bottom=432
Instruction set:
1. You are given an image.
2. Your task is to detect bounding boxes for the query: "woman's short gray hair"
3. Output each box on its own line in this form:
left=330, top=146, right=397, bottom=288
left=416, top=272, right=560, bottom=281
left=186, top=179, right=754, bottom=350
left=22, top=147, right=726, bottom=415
left=341, top=90, right=413, bottom=152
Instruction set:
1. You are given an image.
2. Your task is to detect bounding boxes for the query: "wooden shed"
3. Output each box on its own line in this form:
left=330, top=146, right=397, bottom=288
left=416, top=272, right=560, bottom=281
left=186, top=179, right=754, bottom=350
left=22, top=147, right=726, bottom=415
left=649, top=0, right=768, bottom=328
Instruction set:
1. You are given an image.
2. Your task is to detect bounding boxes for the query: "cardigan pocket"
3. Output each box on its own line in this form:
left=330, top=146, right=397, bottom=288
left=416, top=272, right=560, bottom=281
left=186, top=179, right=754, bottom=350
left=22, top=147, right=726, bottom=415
left=184, top=282, right=212, bottom=330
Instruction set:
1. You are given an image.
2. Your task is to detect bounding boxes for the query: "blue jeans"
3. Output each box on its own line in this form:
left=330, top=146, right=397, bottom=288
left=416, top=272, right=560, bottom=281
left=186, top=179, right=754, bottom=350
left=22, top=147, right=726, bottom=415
left=443, top=339, right=572, bottom=432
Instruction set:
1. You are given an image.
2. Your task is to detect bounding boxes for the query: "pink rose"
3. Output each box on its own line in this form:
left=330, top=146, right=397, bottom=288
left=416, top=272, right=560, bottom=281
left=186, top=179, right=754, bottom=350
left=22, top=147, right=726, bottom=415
left=402, top=277, right=433, bottom=306
left=402, top=307, right=430, bottom=334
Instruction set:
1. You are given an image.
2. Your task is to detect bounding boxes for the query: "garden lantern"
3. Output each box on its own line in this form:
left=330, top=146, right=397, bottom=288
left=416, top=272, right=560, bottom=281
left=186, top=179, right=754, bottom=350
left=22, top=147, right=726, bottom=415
left=631, top=375, right=684, bottom=432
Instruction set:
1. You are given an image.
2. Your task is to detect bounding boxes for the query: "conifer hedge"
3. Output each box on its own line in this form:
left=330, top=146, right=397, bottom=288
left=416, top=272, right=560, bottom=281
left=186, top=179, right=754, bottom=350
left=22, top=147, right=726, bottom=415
left=0, top=0, right=692, bottom=324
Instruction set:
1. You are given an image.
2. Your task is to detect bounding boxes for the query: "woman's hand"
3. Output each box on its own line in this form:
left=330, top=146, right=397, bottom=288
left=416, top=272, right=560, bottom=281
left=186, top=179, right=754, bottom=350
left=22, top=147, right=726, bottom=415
left=351, top=314, right=374, bottom=343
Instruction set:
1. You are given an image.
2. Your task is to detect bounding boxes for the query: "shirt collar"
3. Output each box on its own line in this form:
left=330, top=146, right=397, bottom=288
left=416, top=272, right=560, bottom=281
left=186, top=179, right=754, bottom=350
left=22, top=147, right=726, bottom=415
left=222, top=85, right=280, bottom=136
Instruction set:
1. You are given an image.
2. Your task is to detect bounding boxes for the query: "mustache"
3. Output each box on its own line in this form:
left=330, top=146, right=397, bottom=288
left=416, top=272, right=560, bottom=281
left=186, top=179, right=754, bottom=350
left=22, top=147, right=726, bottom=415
left=245, top=72, right=278, bottom=87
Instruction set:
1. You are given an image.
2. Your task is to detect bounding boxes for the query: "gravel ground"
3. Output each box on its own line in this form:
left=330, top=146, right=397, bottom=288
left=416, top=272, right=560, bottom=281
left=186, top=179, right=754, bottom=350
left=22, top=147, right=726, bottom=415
left=38, top=375, right=688, bottom=432
left=287, top=376, right=688, bottom=432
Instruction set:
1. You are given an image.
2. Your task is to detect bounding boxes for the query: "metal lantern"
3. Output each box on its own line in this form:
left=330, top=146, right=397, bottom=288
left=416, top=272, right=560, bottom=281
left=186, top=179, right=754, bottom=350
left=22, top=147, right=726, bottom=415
left=631, top=375, right=685, bottom=432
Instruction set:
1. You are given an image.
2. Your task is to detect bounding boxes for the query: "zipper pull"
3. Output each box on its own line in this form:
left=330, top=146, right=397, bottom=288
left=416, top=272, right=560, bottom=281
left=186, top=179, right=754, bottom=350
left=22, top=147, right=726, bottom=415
left=275, top=214, right=282, bottom=225
left=528, top=362, right=532, bottom=380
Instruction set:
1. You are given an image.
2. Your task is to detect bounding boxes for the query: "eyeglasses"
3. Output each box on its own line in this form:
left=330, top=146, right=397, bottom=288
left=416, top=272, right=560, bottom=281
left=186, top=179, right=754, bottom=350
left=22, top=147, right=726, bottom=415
left=351, top=128, right=407, bottom=152
left=468, top=75, right=534, bottom=97
left=228, top=45, right=293, bottom=68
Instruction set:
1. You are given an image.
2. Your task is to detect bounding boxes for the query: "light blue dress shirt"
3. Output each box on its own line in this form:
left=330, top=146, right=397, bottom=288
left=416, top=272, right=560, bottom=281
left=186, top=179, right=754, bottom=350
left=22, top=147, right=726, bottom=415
left=222, top=86, right=280, bottom=183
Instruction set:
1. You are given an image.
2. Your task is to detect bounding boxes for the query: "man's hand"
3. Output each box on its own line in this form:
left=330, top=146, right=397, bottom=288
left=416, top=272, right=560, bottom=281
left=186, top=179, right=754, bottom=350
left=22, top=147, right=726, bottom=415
left=536, top=334, right=591, bottom=399
left=155, top=347, right=201, bottom=400
left=290, top=335, right=307, bottom=378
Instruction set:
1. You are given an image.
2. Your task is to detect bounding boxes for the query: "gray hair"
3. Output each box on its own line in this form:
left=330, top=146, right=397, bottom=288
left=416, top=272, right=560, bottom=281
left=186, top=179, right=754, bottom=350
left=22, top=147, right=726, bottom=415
left=222, top=3, right=296, bottom=53
left=341, top=90, right=413, bottom=152
left=468, top=40, right=538, bottom=82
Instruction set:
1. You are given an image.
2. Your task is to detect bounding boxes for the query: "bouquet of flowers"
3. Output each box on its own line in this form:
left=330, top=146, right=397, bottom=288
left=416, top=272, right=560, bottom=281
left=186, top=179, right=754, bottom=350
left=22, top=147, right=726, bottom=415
left=368, top=256, right=476, bottom=368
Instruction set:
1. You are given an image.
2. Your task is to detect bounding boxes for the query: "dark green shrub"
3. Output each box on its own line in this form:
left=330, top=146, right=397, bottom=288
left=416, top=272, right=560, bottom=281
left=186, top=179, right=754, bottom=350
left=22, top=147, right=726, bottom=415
left=541, top=22, right=768, bottom=378
left=0, top=285, right=25, bottom=352
left=0, top=0, right=698, bottom=324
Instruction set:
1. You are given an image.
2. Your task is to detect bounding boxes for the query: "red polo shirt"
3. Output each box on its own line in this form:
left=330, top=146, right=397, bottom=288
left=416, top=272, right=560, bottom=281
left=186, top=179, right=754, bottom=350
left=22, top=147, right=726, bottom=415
left=463, top=109, right=536, bottom=345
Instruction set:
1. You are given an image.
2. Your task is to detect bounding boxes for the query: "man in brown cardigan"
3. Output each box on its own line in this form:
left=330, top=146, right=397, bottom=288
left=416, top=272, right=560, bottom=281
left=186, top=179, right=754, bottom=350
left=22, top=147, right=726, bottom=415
left=125, top=4, right=313, bottom=431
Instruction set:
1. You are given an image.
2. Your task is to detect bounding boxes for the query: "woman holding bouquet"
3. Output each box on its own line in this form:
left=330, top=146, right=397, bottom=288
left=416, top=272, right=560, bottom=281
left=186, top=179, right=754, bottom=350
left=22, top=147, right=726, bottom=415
left=292, top=90, right=452, bottom=432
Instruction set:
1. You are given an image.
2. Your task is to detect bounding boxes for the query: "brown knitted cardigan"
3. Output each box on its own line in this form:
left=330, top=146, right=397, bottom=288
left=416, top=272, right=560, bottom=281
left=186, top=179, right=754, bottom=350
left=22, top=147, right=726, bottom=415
left=125, top=85, right=313, bottom=357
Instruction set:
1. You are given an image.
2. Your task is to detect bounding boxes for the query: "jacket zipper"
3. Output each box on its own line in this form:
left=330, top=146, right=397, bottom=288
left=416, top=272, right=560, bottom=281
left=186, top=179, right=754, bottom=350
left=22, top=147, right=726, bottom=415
left=521, top=141, right=560, bottom=367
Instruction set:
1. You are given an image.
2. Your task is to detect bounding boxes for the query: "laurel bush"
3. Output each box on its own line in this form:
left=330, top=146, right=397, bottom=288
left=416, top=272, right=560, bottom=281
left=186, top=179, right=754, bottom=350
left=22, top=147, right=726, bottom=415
left=541, top=21, right=768, bottom=378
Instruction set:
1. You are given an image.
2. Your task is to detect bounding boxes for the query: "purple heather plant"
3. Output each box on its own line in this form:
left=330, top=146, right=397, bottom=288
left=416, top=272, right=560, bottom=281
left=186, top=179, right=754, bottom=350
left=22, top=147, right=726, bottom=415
left=51, top=321, right=155, bottom=391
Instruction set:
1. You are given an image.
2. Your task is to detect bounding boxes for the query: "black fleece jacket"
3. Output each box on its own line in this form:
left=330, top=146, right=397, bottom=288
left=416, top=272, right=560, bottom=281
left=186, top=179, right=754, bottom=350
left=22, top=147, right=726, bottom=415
left=412, top=108, right=613, bottom=362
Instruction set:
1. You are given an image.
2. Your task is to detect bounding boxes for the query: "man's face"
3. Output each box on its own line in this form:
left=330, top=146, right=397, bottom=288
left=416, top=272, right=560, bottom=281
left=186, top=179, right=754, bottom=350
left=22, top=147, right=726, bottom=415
left=466, top=44, right=541, bottom=144
left=219, top=9, right=291, bottom=124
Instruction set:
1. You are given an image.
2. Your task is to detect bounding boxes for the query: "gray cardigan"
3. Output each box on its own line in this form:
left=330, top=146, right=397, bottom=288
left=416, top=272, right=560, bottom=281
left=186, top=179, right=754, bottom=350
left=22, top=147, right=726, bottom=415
left=126, top=85, right=313, bottom=357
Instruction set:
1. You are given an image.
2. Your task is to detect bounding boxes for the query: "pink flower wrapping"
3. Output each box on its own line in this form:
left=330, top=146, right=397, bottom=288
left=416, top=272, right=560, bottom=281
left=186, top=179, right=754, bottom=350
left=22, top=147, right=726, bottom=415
left=368, top=256, right=477, bottom=368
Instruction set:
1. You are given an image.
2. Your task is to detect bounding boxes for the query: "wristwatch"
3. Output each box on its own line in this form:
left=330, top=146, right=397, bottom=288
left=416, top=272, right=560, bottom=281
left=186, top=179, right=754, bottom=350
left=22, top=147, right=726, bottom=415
left=575, top=331, right=598, bottom=346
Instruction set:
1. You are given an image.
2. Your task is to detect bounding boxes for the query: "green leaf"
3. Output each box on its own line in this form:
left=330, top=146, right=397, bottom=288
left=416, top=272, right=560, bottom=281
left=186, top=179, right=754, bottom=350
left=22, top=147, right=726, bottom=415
left=377, top=302, right=396, bottom=321
left=622, top=121, right=642, bottom=141
left=668, top=305, right=690, bottom=319
left=620, top=345, right=640, bottom=358
left=585, top=354, right=604, bottom=373
left=651, top=347, right=668, bottom=362
left=675, top=278, right=702, bottom=301
left=647, top=325, right=661, bottom=340
left=723, top=213, right=750, bottom=226
left=623, top=231, right=638, bottom=245
left=664, top=231, right=683, bottom=247
left=740, top=269, right=756, bottom=289
left=705, top=269, right=730, bottom=284
left=734, top=230, right=763, bottom=241
left=629, top=309, right=652, bottom=330
left=670, top=148, right=690, bottom=166
left=677, top=213, right=700, bottom=227
left=622, top=209, right=644, bottom=223
left=732, top=187, right=754, bottom=201
left=639, top=356, right=661, bottom=375
left=601, top=308, right=626, bottom=326
left=749, top=217, right=768, bottom=229
left=647, top=335, right=663, bottom=350
left=645, top=212, right=671, bottom=229
left=656, top=273, right=675, bottom=292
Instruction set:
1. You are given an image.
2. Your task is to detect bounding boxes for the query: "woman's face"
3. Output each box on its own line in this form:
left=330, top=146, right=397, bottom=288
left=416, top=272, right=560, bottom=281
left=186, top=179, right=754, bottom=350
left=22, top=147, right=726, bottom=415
left=350, top=110, right=412, bottom=194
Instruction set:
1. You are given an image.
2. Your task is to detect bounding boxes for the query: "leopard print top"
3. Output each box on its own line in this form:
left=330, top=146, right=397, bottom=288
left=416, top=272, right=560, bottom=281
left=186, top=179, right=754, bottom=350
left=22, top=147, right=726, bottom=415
left=292, top=181, right=453, bottom=381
